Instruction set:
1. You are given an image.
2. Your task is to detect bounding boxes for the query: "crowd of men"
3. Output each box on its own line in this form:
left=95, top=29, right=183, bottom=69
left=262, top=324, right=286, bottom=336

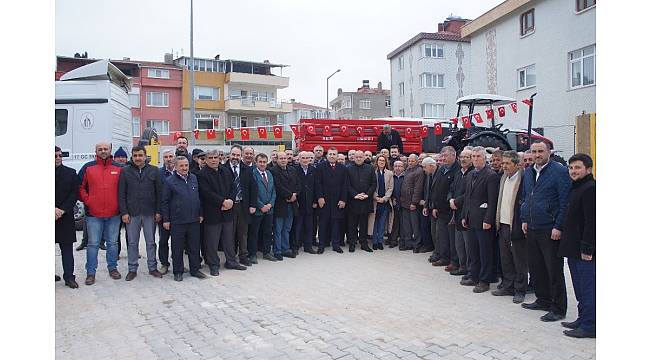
left=55, top=133, right=595, bottom=339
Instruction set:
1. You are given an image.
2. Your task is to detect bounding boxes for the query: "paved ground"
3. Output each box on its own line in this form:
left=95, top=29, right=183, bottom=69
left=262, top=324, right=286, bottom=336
left=55, top=231, right=595, bottom=360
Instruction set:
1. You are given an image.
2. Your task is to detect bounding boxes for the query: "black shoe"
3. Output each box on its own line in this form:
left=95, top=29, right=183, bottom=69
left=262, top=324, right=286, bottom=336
left=240, top=258, right=252, bottom=266
left=540, top=312, right=566, bottom=322
left=348, top=245, right=355, bottom=253
left=473, top=282, right=490, bottom=293
left=461, top=274, right=471, bottom=281
left=225, top=264, right=247, bottom=271
left=209, top=266, right=220, bottom=276
left=174, top=273, right=183, bottom=281
left=491, top=288, right=515, bottom=296
left=460, top=278, right=478, bottom=286
left=263, top=253, right=277, bottom=262
left=317, top=248, right=324, bottom=254
left=561, top=320, right=581, bottom=329
left=191, top=271, right=207, bottom=279
left=55, top=275, right=61, bottom=282
left=99, top=243, right=107, bottom=250
left=377, top=244, right=384, bottom=250
left=413, top=246, right=421, bottom=253
left=404, top=245, right=414, bottom=251
left=274, top=254, right=283, bottom=261
left=65, top=279, right=79, bottom=289
left=513, top=293, right=525, bottom=304
left=304, top=247, right=317, bottom=254
left=450, top=268, right=468, bottom=276
left=388, top=243, right=397, bottom=248
left=292, top=249, right=299, bottom=257
left=418, top=245, right=434, bottom=253
left=76, top=244, right=87, bottom=251
left=372, top=244, right=377, bottom=250
left=521, top=302, right=551, bottom=312
left=333, top=247, right=344, bottom=253
left=249, top=256, right=258, bottom=264
left=563, top=328, right=595, bottom=338
left=282, top=251, right=296, bottom=259
left=361, top=245, right=373, bottom=253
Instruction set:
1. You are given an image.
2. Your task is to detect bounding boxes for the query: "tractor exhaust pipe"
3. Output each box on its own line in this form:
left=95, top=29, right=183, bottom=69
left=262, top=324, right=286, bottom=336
left=526, top=93, right=537, bottom=150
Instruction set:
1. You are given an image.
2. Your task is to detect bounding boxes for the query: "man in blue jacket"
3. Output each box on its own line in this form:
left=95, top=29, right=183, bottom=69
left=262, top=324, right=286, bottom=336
left=520, top=142, right=571, bottom=322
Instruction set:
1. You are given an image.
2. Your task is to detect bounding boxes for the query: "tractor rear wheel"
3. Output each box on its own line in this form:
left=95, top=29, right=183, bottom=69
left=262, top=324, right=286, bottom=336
left=467, top=134, right=511, bottom=151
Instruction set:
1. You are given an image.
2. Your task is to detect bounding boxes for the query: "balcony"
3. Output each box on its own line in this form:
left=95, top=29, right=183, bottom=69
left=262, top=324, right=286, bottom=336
left=225, top=96, right=293, bottom=114
left=226, top=72, right=289, bottom=88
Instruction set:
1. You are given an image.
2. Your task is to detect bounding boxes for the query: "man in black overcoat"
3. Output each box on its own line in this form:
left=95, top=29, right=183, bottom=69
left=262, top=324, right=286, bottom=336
left=346, top=151, right=377, bottom=253
left=315, top=147, right=349, bottom=254
left=55, top=146, right=79, bottom=288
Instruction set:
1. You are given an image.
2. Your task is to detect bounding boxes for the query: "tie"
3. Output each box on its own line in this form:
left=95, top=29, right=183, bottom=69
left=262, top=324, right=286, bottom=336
left=331, top=163, right=336, bottom=170
left=233, top=165, right=241, bottom=201
left=261, top=171, right=268, bottom=186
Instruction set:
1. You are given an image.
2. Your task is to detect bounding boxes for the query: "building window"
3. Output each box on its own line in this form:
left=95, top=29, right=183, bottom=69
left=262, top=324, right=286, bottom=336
left=146, top=92, right=169, bottom=107
left=420, top=73, right=444, bottom=88
left=228, top=116, right=240, bottom=128
left=517, top=64, right=536, bottom=89
left=342, top=97, right=352, bottom=109
left=421, top=43, right=444, bottom=58
left=55, top=109, right=68, bottom=136
left=146, top=120, right=169, bottom=135
left=398, top=82, right=405, bottom=96
left=147, top=68, right=170, bottom=79
left=360, top=99, right=372, bottom=109
left=128, top=88, right=140, bottom=108
left=520, top=9, right=535, bottom=36
left=570, top=45, right=595, bottom=88
left=421, top=103, right=444, bottom=118
left=132, top=117, right=141, bottom=137
left=194, top=86, right=219, bottom=101
left=254, top=117, right=270, bottom=126
left=398, top=109, right=405, bottom=117
left=385, top=98, right=391, bottom=108
left=398, top=56, right=404, bottom=70
left=196, top=114, right=219, bottom=129
left=576, top=0, right=596, bottom=12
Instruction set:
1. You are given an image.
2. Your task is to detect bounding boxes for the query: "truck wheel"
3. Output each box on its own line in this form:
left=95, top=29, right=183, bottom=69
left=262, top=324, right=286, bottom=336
left=468, top=134, right=510, bottom=151
left=139, top=127, right=158, bottom=146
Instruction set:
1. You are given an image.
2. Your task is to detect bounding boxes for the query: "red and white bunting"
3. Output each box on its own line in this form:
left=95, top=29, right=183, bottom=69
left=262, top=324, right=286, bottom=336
left=485, top=108, right=494, bottom=120
left=289, top=124, right=300, bottom=137
left=356, top=126, right=364, bottom=136
left=225, top=127, right=234, bottom=140
left=192, top=129, right=200, bottom=139
left=206, top=129, right=216, bottom=139
left=461, top=116, right=471, bottom=129
left=173, top=131, right=183, bottom=140
left=240, top=128, right=250, bottom=140
left=273, top=125, right=283, bottom=139
left=510, top=102, right=518, bottom=113
left=340, top=125, right=349, bottom=136
left=434, top=123, right=443, bottom=135
left=420, top=126, right=428, bottom=137
left=257, top=127, right=267, bottom=139
left=473, top=113, right=484, bottom=124
left=497, top=106, right=506, bottom=117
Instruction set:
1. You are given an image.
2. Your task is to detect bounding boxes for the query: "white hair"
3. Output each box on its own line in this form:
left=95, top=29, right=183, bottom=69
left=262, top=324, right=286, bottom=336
left=421, top=157, right=436, bottom=167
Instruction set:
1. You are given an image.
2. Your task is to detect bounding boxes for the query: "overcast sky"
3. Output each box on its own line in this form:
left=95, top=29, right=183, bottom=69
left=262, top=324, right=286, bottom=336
left=55, top=0, right=501, bottom=107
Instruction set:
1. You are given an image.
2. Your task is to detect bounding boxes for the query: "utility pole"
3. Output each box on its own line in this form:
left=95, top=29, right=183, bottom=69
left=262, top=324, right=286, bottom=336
left=190, top=0, right=196, bottom=145
left=326, top=69, right=341, bottom=117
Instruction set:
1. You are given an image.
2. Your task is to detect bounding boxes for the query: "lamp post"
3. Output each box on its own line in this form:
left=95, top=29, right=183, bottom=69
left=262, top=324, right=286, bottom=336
left=326, top=69, right=341, bottom=117
left=189, top=0, right=196, bottom=145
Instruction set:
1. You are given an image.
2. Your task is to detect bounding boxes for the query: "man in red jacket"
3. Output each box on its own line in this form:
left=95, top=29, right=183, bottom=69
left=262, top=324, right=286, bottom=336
left=79, top=142, right=123, bottom=285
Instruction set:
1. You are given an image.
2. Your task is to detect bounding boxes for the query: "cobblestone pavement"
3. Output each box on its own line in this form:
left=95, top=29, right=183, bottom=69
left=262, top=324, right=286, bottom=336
left=56, top=232, right=595, bottom=360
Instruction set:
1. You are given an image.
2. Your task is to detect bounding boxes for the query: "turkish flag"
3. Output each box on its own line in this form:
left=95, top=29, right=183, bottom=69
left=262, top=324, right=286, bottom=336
left=212, top=119, right=219, bottom=128
left=405, top=127, right=413, bottom=138
left=461, top=116, right=471, bottom=129
left=273, top=125, right=283, bottom=138
left=206, top=129, right=216, bottom=139
left=240, top=128, right=250, bottom=140
left=485, top=108, right=494, bottom=119
left=510, top=102, right=518, bottom=113
left=450, top=117, right=458, bottom=125
left=323, top=125, right=332, bottom=136
left=289, top=124, right=300, bottom=136
left=225, top=127, right=234, bottom=140
left=257, top=127, right=267, bottom=139
left=192, top=129, right=200, bottom=139
left=356, top=126, right=364, bottom=136
left=173, top=131, right=182, bottom=140
left=420, top=126, right=428, bottom=137
left=372, top=126, right=382, bottom=136
left=306, top=125, right=316, bottom=135
left=522, top=98, right=533, bottom=107
left=340, top=125, right=349, bottom=136
left=434, top=123, right=443, bottom=135
left=497, top=106, right=506, bottom=117
left=473, top=113, right=484, bottom=124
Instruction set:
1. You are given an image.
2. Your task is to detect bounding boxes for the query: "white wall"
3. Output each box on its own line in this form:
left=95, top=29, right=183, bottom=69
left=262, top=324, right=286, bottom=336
left=467, top=0, right=596, bottom=156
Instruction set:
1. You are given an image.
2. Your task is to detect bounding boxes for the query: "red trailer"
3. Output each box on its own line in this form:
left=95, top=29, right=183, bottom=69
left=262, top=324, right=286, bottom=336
left=295, top=118, right=424, bottom=154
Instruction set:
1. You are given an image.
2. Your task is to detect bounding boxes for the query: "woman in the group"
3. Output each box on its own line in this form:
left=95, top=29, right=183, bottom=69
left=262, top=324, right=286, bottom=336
left=369, top=155, right=394, bottom=250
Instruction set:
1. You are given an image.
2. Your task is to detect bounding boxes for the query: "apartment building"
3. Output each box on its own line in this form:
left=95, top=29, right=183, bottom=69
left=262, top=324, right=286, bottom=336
left=329, top=80, right=391, bottom=120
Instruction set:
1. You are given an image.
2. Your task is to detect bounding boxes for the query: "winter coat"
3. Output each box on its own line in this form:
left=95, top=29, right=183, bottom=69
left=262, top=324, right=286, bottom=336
left=376, top=129, right=403, bottom=154
left=520, top=160, right=572, bottom=231
left=295, top=164, right=317, bottom=216
left=347, top=163, right=377, bottom=215
left=495, top=169, right=525, bottom=241
left=79, top=157, right=122, bottom=218
left=161, top=172, right=202, bottom=225
left=55, top=164, right=79, bottom=244
left=430, top=161, right=460, bottom=215
left=558, top=174, right=596, bottom=259
left=460, top=166, right=500, bottom=230
left=270, top=165, right=301, bottom=218
left=400, top=165, right=424, bottom=209
left=197, top=165, right=235, bottom=224
left=314, top=161, right=349, bottom=220
left=224, top=161, right=258, bottom=224
left=118, top=162, right=162, bottom=217
left=252, top=168, right=277, bottom=216
left=450, top=166, right=473, bottom=231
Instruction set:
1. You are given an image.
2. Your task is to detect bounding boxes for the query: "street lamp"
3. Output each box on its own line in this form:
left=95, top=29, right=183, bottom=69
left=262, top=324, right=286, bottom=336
left=189, top=0, right=196, bottom=145
left=326, top=69, right=341, bottom=117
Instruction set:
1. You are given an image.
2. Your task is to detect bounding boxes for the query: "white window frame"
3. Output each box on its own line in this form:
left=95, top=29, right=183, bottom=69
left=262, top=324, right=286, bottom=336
left=421, top=103, right=445, bottom=118
left=398, top=109, right=405, bottom=117
left=398, top=56, right=404, bottom=70
left=195, top=113, right=220, bottom=130
left=517, top=64, right=536, bottom=90
left=147, top=68, right=170, bottom=79
left=194, top=86, right=220, bottom=101
left=342, top=97, right=352, bottom=109
left=576, top=0, right=596, bottom=13
left=146, top=119, right=169, bottom=135
left=132, top=116, right=141, bottom=137
left=421, top=43, right=444, bottom=58
left=569, top=45, right=596, bottom=89
left=128, top=87, right=140, bottom=108
left=254, top=117, right=270, bottom=127
left=146, top=92, right=169, bottom=107
left=359, top=99, right=372, bottom=110
left=420, top=73, right=444, bottom=88
left=398, top=82, right=405, bottom=96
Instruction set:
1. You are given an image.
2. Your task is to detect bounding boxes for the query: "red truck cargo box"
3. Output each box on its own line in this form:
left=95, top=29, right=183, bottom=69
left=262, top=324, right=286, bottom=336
left=295, top=119, right=423, bottom=154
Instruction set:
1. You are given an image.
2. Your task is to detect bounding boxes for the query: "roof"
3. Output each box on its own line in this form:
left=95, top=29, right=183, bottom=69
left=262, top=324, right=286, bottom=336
left=175, top=56, right=288, bottom=68
left=291, top=102, right=328, bottom=111
left=456, top=94, right=516, bottom=105
left=56, top=56, right=181, bottom=70
left=461, top=0, right=532, bottom=38
left=387, top=31, right=470, bottom=59
left=59, top=59, right=130, bottom=90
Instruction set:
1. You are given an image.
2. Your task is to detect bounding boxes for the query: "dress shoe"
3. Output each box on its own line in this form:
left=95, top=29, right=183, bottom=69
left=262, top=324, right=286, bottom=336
left=491, top=288, right=514, bottom=296
left=239, top=258, right=252, bottom=266
left=428, top=255, right=440, bottom=263
left=76, top=244, right=87, bottom=251
left=317, top=248, right=324, bottom=254
left=432, top=259, right=450, bottom=267
left=55, top=275, right=61, bottom=282
left=444, top=264, right=458, bottom=272
left=563, top=328, right=595, bottom=338
left=460, top=278, right=478, bottom=286
left=521, top=302, right=550, bottom=312
left=361, top=245, right=373, bottom=253
left=85, top=275, right=95, bottom=286
left=513, top=293, right=525, bottom=304
left=249, top=256, right=259, bottom=264
left=149, top=270, right=163, bottom=278
left=225, top=264, right=247, bottom=271
left=159, top=265, right=169, bottom=275
left=378, top=244, right=384, bottom=250
left=65, top=279, right=79, bottom=289
left=450, top=268, right=468, bottom=276
left=418, top=245, right=434, bottom=253
left=99, top=243, right=107, bottom=250
left=292, top=249, right=299, bottom=256
left=125, top=272, right=137, bottom=281
left=372, top=244, right=377, bottom=250
left=274, top=254, right=284, bottom=261
left=333, top=247, right=344, bottom=253
left=263, top=253, right=277, bottom=262
left=413, top=246, right=421, bottom=253
left=209, top=266, right=220, bottom=276
left=389, top=243, right=397, bottom=248
left=174, top=273, right=183, bottom=281
left=304, top=247, right=317, bottom=254
left=540, top=312, right=565, bottom=322
left=349, top=245, right=355, bottom=253
left=473, top=282, right=490, bottom=293
left=109, top=269, right=122, bottom=280
left=561, top=320, right=581, bottom=329
left=282, top=251, right=296, bottom=259
left=461, top=274, right=471, bottom=281
left=191, top=271, right=207, bottom=279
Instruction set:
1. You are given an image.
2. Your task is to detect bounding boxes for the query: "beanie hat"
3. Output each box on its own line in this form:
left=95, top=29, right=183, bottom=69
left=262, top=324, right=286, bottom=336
left=114, top=147, right=128, bottom=158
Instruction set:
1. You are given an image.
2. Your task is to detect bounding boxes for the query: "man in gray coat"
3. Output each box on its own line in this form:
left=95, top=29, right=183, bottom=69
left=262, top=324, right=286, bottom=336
left=118, top=146, right=163, bottom=280
left=400, top=154, right=424, bottom=251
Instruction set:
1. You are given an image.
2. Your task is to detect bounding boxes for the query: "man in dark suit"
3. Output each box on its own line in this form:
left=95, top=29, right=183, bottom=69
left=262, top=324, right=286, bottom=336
left=294, top=151, right=318, bottom=253
left=248, top=153, right=278, bottom=263
left=346, top=150, right=377, bottom=253
left=377, top=124, right=403, bottom=154
left=430, top=146, right=461, bottom=271
left=315, top=147, right=349, bottom=254
left=55, top=146, right=79, bottom=288
left=400, top=154, right=424, bottom=251
left=449, top=149, right=474, bottom=277
left=270, top=151, right=301, bottom=260
left=158, top=150, right=176, bottom=275
left=225, top=145, right=258, bottom=266
left=421, top=156, right=438, bottom=257
left=460, top=146, right=500, bottom=293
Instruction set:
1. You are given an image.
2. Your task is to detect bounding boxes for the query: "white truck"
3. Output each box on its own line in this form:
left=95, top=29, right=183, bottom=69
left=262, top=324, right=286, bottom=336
left=55, top=59, right=132, bottom=171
